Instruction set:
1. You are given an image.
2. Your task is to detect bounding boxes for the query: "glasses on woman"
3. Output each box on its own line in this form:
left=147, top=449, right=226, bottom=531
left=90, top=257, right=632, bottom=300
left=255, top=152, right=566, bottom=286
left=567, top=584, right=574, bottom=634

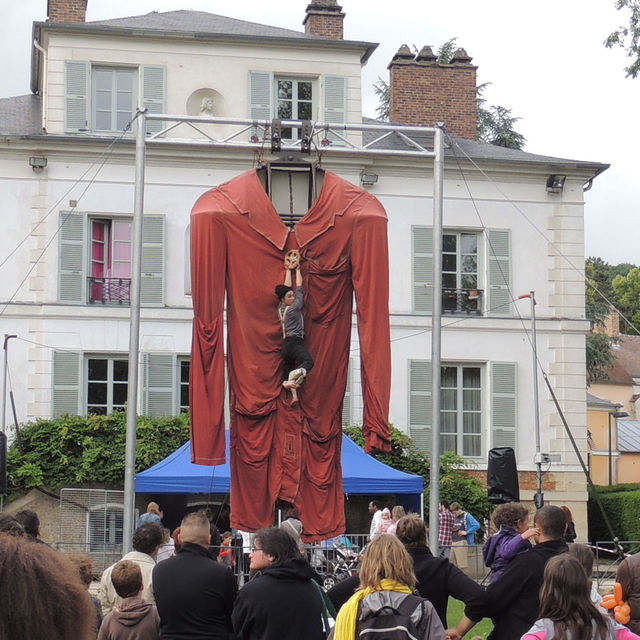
left=251, top=545, right=262, bottom=553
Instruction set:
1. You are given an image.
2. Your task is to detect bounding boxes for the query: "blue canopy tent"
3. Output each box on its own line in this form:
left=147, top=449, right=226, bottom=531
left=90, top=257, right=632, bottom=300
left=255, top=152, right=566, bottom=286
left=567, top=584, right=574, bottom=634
left=135, top=433, right=424, bottom=514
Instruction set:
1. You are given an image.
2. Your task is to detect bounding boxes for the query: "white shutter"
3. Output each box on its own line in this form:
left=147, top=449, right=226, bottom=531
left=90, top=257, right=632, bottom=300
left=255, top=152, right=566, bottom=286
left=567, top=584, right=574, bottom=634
left=248, top=71, right=273, bottom=137
left=491, top=362, right=517, bottom=448
left=58, top=212, right=86, bottom=304
left=141, top=65, right=166, bottom=135
left=487, top=229, right=512, bottom=316
left=142, top=353, right=175, bottom=416
left=409, top=359, right=432, bottom=452
left=64, top=61, right=89, bottom=132
left=141, top=216, right=164, bottom=306
left=342, top=358, right=353, bottom=426
left=413, top=226, right=434, bottom=314
left=323, top=75, right=346, bottom=146
left=52, top=351, right=82, bottom=416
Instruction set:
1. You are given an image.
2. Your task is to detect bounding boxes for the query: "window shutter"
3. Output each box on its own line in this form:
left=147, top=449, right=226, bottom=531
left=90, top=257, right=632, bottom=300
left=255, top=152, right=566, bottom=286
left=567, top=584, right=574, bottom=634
left=64, top=61, right=89, bottom=132
left=141, top=215, right=164, bottom=306
left=413, top=226, right=433, bottom=314
left=52, top=351, right=82, bottom=416
left=58, top=212, right=86, bottom=304
left=323, top=75, right=346, bottom=146
left=342, top=358, right=353, bottom=426
left=248, top=71, right=273, bottom=137
left=487, top=229, right=512, bottom=316
left=141, top=65, right=166, bottom=135
left=409, top=359, right=432, bottom=452
left=184, top=224, right=191, bottom=296
left=142, top=352, right=175, bottom=416
left=491, top=362, right=517, bottom=448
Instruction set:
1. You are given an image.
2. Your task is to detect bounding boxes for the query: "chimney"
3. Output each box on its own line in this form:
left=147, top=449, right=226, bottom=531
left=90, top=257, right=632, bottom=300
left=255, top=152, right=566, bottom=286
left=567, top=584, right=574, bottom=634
left=47, top=0, right=88, bottom=23
left=388, top=45, right=477, bottom=139
left=303, top=0, right=345, bottom=40
left=594, top=307, right=620, bottom=339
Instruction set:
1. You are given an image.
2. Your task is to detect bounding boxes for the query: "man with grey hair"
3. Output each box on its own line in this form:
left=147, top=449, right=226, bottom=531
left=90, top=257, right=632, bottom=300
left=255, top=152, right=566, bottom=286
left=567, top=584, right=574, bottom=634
left=152, top=511, right=237, bottom=639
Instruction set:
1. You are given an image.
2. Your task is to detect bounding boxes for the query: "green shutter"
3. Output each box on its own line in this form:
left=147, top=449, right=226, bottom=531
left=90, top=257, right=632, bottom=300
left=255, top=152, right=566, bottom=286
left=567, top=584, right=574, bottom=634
left=487, top=229, right=512, bottom=316
left=141, top=215, right=164, bottom=306
left=413, top=226, right=433, bottom=314
left=58, top=212, right=86, bottom=304
left=248, top=71, right=273, bottom=137
left=64, top=61, right=89, bottom=132
left=323, top=75, right=346, bottom=146
left=52, top=351, right=82, bottom=416
left=142, top=352, right=175, bottom=416
left=491, top=362, right=517, bottom=448
left=141, top=65, right=166, bottom=135
left=342, top=358, right=353, bottom=427
left=409, top=359, right=432, bottom=452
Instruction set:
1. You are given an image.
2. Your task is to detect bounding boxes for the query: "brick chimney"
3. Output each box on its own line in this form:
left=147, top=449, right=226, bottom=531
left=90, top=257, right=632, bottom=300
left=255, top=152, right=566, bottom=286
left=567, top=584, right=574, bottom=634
left=388, top=44, right=477, bottom=139
left=47, top=0, right=88, bottom=23
left=303, top=0, right=344, bottom=40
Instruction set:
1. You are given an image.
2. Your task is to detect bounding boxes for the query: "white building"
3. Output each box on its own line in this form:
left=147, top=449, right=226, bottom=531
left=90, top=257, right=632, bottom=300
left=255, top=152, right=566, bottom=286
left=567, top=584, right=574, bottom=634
left=0, top=0, right=606, bottom=535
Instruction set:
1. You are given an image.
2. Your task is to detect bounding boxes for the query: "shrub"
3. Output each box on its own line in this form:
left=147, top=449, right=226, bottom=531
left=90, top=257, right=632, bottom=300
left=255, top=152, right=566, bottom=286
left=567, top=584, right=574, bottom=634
left=588, top=484, right=640, bottom=546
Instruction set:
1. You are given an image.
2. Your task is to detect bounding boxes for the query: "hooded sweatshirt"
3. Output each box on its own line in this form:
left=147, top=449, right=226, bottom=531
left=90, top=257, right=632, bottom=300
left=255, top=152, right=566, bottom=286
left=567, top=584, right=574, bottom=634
left=97, top=597, right=160, bottom=640
left=482, top=524, right=531, bottom=582
left=232, top=557, right=324, bottom=640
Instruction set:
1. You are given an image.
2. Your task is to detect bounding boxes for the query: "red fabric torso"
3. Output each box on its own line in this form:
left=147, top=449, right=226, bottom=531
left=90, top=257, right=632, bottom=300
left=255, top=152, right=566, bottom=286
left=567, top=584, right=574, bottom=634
left=189, top=169, right=391, bottom=540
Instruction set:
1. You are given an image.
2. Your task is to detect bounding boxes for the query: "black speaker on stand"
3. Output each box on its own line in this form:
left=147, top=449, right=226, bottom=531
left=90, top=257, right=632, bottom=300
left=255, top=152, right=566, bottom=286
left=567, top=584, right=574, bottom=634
left=487, top=447, right=519, bottom=504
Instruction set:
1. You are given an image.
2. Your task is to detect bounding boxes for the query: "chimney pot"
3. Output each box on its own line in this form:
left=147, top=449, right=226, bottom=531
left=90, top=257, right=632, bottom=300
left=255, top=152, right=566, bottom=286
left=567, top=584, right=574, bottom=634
left=415, top=46, right=437, bottom=64
left=450, top=48, right=473, bottom=65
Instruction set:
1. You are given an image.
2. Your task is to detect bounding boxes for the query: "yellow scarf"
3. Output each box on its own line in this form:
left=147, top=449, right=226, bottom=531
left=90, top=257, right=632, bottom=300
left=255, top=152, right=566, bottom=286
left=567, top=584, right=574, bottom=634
left=332, top=579, right=413, bottom=640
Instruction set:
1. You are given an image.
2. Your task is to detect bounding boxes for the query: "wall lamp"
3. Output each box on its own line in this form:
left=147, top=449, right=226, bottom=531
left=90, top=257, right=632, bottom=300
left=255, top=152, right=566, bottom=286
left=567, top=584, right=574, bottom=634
left=546, top=174, right=566, bottom=193
left=29, top=156, right=47, bottom=173
left=360, top=171, right=378, bottom=187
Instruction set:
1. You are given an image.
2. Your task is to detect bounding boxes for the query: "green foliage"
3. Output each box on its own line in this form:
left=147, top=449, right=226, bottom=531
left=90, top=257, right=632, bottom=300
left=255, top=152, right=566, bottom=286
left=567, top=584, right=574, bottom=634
left=586, top=256, right=616, bottom=323
left=586, top=333, right=616, bottom=383
left=605, top=0, right=640, bottom=78
left=6, top=413, right=190, bottom=494
left=343, top=426, right=491, bottom=529
left=373, top=77, right=390, bottom=121
left=588, top=484, right=640, bottom=546
left=476, top=84, right=525, bottom=150
left=612, top=267, right=640, bottom=334
left=437, top=38, right=458, bottom=64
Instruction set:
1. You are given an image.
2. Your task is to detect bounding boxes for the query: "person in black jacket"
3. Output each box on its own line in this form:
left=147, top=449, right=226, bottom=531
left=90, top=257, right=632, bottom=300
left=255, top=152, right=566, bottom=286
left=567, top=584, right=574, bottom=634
left=447, top=504, right=569, bottom=640
left=152, top=511, right=237, bottom=640
left=232, top=526, right=324, bottom=640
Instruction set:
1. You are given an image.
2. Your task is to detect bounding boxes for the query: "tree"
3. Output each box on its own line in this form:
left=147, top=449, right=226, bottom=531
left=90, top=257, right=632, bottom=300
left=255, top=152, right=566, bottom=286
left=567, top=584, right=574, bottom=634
left=612, top=267, right=640, bottom=334
left=373, top=41, right=526, bottom=149
left=605, top=0, right=640, bottom=78
left=586, top=333, right=616, bottom=383
left=586, top=256, right=616, bottom=324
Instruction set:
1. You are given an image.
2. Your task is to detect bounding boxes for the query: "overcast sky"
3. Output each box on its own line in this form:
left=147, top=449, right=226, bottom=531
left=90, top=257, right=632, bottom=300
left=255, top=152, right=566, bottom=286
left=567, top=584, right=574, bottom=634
left=4, top=0, right=640, bottom=264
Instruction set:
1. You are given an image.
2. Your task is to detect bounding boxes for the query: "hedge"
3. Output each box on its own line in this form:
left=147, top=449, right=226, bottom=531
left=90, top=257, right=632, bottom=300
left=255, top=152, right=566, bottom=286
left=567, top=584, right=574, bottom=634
left=588, top=485, right=640, bottom=545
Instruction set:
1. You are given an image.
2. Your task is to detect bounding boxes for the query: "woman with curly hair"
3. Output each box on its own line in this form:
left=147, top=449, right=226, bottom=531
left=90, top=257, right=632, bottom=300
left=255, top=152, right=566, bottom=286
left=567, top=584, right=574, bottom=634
left=0, top=534, right=96, bottom=639
left=332, top=533, right=445, bottom=640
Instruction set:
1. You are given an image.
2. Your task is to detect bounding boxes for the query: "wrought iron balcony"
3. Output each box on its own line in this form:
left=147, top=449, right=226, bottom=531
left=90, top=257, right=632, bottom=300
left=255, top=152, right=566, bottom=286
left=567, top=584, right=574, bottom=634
left=88, top=277, right=131, bottom=305
left=443, top=288, right=483, bottom=315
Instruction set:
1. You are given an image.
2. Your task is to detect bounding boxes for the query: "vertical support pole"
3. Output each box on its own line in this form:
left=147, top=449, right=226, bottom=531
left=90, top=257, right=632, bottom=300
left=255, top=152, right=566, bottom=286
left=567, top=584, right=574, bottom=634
left=530, top=291, right=543, bottom=508
left=429, top=125, right=444, bottom=553
left=122, top=109, right=147, bottom=552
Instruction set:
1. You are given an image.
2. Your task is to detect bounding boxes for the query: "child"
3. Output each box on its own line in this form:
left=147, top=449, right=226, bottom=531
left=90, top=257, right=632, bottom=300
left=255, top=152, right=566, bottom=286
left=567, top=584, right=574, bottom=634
left=218, top=531, right=235, bottom=568
left=482, top=502, right=538, bottom=583
left=97, top=560, right=160, bottom=640
left=374, top=508, right=393, bottom=537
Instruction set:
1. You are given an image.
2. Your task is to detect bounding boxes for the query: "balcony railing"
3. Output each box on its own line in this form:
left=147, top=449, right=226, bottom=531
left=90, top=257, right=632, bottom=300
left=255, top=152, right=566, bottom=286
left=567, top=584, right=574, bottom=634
left=443, top=288, right=483, bottom=315
left=88, top=277, right=131, bottom=305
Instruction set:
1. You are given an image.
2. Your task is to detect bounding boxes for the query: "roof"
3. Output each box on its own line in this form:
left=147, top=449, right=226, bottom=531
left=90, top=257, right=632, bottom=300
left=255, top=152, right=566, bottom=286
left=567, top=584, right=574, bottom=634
left=0, top=95, right=43, bottom=136
left=617, top=420, right=640, bottom=453
left=32, top=10, right=377, bottom=68
left=587, top=392, right=620, bottom=409
left=602, top=334, right=640, bottom=385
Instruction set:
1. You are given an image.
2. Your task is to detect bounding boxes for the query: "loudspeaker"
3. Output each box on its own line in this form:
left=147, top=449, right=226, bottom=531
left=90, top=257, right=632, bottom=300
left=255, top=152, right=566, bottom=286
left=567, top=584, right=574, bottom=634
left=0, top=433, right=6, bottom=494
left=487, top=447, right=519, bottom=504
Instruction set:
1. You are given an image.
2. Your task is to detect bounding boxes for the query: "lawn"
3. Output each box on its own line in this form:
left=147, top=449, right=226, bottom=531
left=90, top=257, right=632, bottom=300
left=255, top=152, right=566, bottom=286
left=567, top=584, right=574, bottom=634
left=447, top=598, right=493, bottom=640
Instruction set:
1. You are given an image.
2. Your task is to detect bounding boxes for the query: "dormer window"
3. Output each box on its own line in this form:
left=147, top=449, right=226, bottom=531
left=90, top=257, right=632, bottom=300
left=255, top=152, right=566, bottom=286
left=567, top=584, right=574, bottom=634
left=92, top=67, right=136, bottom=133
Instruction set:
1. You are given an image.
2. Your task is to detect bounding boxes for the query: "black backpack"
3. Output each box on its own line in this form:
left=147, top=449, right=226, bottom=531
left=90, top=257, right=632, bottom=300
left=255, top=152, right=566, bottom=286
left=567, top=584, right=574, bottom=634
left=356, top=593, right=425, bottom=640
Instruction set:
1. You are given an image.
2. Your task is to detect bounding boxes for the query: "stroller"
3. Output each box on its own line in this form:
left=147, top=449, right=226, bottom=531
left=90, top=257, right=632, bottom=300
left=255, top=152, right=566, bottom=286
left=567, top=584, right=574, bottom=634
left=320, top=541, right=361, bottom=590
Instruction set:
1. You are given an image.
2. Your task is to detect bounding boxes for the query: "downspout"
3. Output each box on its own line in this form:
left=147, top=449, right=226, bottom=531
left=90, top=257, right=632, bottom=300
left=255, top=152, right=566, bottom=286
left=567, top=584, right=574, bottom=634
left=33, top=39, right=47, bottom=131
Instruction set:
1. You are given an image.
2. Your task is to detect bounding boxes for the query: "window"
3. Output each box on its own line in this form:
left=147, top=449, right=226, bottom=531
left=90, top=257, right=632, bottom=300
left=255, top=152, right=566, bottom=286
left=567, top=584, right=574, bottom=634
left=58, top=212, right=165, bottom=306
left=92, top=67, right=136, bottom=133
left=87, top=505, right=123, bottom=553
left=86, top=356, right=128, bottom=415
left=179, top=358, right=190, bottom=413
left=440, top=365, right=482, bottom=457
left=276, top=78, right=314, bottom=140
left=442, top=232, right=481, bottom=314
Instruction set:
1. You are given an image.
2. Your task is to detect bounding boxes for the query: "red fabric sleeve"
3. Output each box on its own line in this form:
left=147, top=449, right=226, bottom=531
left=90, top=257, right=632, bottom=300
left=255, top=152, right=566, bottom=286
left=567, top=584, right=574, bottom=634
left=189, top=192, right=228, bottom=464
left=351, top=199, right=391, bottom=453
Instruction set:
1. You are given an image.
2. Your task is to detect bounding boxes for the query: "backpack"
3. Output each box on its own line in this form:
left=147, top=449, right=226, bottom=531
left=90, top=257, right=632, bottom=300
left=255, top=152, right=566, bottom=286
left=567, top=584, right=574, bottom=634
left=356, top=593, right=424, bottom=640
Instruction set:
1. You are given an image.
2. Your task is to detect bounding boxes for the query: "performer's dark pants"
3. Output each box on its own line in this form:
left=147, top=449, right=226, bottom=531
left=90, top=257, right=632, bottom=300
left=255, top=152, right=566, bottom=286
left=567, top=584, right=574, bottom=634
left=281, top=336, right=314, bottom=379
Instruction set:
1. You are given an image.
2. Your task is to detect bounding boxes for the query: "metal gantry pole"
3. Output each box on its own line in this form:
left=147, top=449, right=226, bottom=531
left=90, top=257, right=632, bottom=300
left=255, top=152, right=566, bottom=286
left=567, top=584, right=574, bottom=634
left=122, top=110, right=147, bottom=552
left=428, top=125, right=445, bottom=553
left=529, top=291, right=544, bottom=508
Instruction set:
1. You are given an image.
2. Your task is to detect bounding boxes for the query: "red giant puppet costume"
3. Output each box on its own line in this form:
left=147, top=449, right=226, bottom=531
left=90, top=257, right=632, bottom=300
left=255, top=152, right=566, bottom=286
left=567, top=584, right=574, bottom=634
left=189, top=168, right=391, bottom=540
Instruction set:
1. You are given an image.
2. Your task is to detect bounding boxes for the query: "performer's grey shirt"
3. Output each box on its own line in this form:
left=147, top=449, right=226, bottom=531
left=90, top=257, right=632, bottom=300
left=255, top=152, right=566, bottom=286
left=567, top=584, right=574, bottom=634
left=279, top=286, right=304, bottom=339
